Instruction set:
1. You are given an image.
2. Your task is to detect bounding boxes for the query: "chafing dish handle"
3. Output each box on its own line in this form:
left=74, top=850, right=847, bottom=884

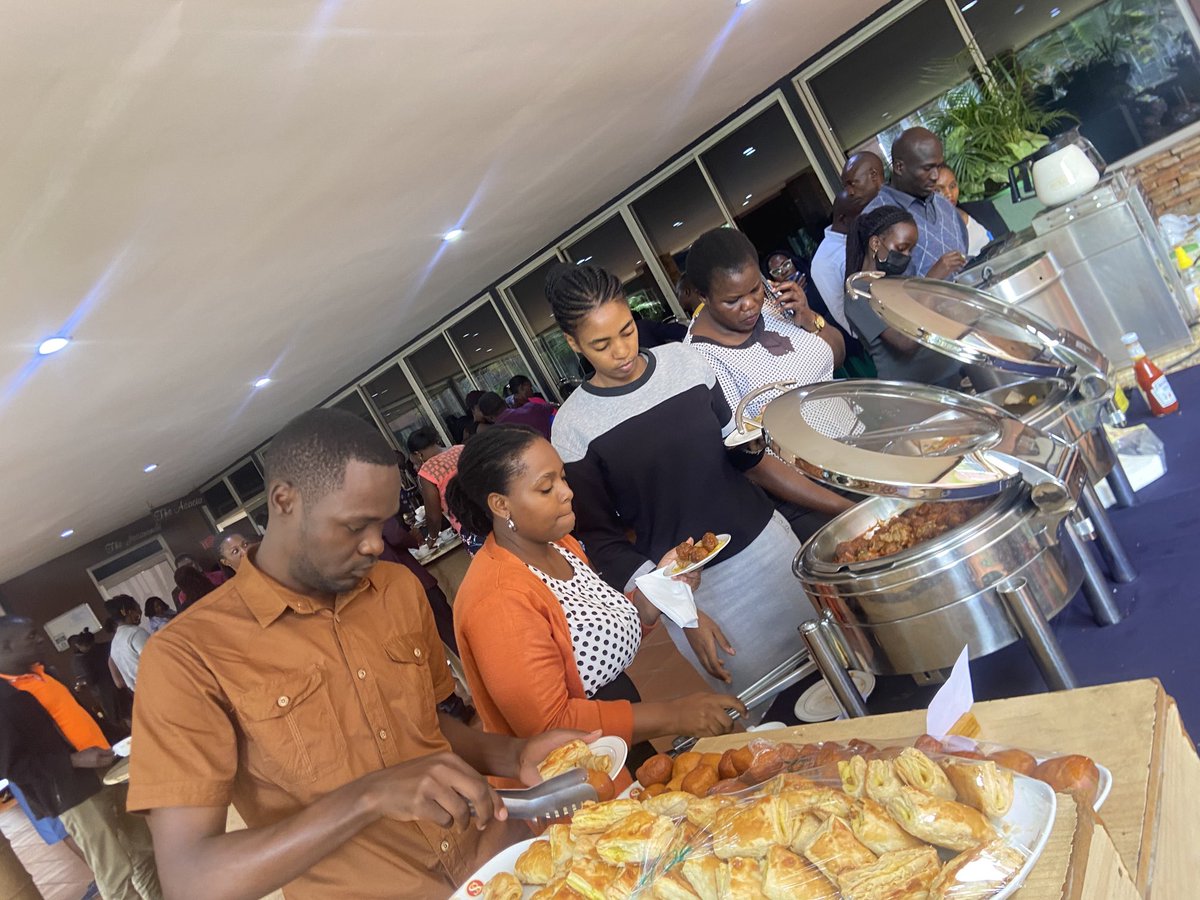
left=733, top=381, right=800, bottom=434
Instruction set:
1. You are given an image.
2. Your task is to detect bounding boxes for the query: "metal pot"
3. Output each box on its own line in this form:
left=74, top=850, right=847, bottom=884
left=794, top=488, right=1082, bottom=676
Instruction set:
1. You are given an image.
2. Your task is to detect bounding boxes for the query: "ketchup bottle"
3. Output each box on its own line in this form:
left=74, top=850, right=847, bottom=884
left=1122, top=332, right=1179, bottom=416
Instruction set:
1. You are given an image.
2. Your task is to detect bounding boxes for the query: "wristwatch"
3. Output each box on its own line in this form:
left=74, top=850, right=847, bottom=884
left=803, top=313, right=826, bottom=334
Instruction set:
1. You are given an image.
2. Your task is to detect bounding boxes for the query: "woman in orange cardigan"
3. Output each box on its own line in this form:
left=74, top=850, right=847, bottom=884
left=448, top=426, right=745, bottom=782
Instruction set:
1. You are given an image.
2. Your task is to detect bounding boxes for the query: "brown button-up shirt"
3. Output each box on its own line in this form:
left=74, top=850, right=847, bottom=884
left=128, top=551, right=516, bottom=899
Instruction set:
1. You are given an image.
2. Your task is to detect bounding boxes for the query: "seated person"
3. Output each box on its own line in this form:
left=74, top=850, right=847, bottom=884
left=843, top=205, right=963, bottom=389
left=449, top=426, right=745, bottom=781
left=128, top=409, right=584, bottom=900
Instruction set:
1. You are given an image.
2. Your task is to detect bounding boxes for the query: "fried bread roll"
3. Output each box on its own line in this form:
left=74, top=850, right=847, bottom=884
left=940, top=758, right=1015, bottom=818
left=801, top=815, right=877, bottom=885
left=515, top=839, right=554, bottom=885
left=848, top=798, right=925, bottom=855
left=894, top=747, right=957, bottom=800
left=837, top=846, right=941, bottom=900
left=928, top=840, right=1027, bottom=900
left=761, top=845, right=838, bottom=900
left=884, top=786, right=996, bottom=852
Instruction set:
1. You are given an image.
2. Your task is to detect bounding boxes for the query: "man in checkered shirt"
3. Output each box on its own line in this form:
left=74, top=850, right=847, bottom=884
left=861, top=127, right=968, bottom=280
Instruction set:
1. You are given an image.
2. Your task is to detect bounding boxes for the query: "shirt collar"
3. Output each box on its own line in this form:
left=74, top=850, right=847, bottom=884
left=237, top=547, right=376, bottom=629
left=0, top=663, right=45, bottom=683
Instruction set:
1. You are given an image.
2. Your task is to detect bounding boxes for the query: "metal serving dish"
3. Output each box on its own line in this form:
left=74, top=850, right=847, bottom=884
left=795, top=489, right=1083, bottom=676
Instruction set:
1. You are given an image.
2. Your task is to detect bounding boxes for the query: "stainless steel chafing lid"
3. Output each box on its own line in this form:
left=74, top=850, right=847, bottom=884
left=761, top=379, right=1081, bottom=507
left=847, top=272, right=1076, bottom=379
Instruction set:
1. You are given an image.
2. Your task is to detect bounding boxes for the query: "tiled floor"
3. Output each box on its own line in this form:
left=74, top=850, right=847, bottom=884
left=0, top=801, right=94, bottom=900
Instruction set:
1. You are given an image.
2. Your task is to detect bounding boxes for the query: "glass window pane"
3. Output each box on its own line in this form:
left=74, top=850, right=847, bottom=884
left=331, top=391, right=379, bottom=428
left=506, top=259, right=587, bottom=392
left=227, top=460, right=265, bottom=503
left=447, top=303, right=536, bottom=397
left=202, top=481, right=238, bottom=519
left=971, top=0, right=1200, bottom=161
left=808, top=1, right=973, bottom=151
left=407, top=336, right=474, bottom=439
left=364, top=364, right=432, bottom=451
left=700, top=103, right=832, bottom=265
left=631, top=163, right=727, bottom=282
left=564, top=216, right=672, bottom=322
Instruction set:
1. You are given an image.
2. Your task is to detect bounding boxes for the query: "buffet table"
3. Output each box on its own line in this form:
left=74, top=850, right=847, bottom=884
left=422, top=540, right=471, bottom=602
left=696, top=679, right=1199, bottom=898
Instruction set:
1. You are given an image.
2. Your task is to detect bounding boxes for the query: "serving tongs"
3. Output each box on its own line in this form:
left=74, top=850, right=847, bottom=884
left=493, top=769, right=598, bottom=824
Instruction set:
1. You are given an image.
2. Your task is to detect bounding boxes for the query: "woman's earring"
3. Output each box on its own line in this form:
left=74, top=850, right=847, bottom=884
left=506, top=516, right=518, bottom=533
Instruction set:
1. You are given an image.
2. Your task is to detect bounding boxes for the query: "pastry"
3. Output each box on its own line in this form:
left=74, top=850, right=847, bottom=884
left=596, top=809, right=675, bottom=865
left=564, top=856, right=621, bottom=900
left=545, top=823, right=574, bottom=876
left=681, top=764, right=718, bottom=797
left=718, top=749, right=741, bottom=780
left=864, top=758, right=905, bottom=804
left=801, top=815, right=877, bottom=885
left=727, top=746, right=754, bottom=775
left=940, top=758, right=1015, bottom=818
left=700, top=752, right=723, bottom=770
left=711, top=796, right=793, bottom=860
left=672, top=752, right=703, bottom=782
left=719, top=857, right=767, bottom=899
left=608, top=865, right=641, bottom=900
left=651, top=868, right=702, bottom=899
left=777, top=785, right=852, bottom=820
left=746, top=745, right=788, bottom=784
left=839, top=754, right=867, bottom=799
left=985, top=748, right=1037, bottom=777
left=665, top=819, right=711, bottom=863
left=569, top=799, right=642, bottom=837
left=642, top=791, right=694, bottom=819
left=884, top=786, right=996, bottom=852
left=929, top=839, right=1027, bottom=900
left=515, top=839, right=554, bottom=885
left=894, top=747, right=958, bottom=801
left=684, top=795, right=734, bottom=830
left=837, top=846, right=942, bottom=900
left=682, top=854, right=723, bottom=900
left=786, top=813, right=823, bottom=855
left=768, top=773, right=821, bottom=794
left=848, top=798, right=925, bottom=854
left=572, top=831, right=600, bottom=858
left=539, top=739, right=592, bottom=780
left=482, top=871, right=523, bottom=900
left=1032, top=755, right=1100, bottom=806
left=642, top=783, right=669, bottom=799
left=637, top=753, right=674, bottom=787
left=761, top=845, right=838, bottom=900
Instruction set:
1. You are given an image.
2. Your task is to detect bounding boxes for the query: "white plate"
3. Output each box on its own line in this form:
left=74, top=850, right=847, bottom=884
left=451, top=837, right=537, bottom=899
left=654, top=534, right=732, bottom=578
left=587, top=735, right=628, bottom=781
left=746, top=721, right=787, bottom=733
left=617, top=779, right=642, bottom=800
left=1093, top=763, right=1112, bottom=811
left=463, top=778, right=1055, bottom=899
left=111, top=737, right=132, bottom=757
left=723, top=422, right=763, bottom=448
left=794, top=670, right=876, bottom=722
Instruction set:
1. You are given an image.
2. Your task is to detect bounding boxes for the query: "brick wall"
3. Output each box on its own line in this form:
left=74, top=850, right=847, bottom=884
left=1129, top=133, right=1200, bottom=217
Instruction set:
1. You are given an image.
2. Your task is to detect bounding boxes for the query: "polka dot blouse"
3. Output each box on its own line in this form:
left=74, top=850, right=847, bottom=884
left=527, top=543, right=642, bottom=698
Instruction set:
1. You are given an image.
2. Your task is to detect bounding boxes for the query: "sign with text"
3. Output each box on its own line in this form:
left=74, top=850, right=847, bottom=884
left=151, top=494, right=205, bottom=523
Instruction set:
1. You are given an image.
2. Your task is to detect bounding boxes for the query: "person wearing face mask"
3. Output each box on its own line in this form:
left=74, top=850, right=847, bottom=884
left=843, top=206, right=963, bottom=388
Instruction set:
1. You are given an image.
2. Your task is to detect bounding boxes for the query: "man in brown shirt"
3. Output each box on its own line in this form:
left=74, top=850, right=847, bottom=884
left=129, top=409, right=586, bottom=900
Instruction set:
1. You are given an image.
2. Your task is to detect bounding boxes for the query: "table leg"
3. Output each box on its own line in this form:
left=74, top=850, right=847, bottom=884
left=799, top=620, right=868, bottom=717
left=998, top=577, right=1079, bottom=691
left=1081, top=481, right=1137, bottom=583
left=1064, top=522, right=1123, bottom=626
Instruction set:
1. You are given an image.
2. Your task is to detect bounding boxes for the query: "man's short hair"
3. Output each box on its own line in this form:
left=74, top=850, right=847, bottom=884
left=265, top=408, right=396, bottom=503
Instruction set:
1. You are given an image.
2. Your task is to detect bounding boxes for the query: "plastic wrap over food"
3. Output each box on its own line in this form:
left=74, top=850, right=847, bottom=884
left=475, top=740, right=1058, bottom=898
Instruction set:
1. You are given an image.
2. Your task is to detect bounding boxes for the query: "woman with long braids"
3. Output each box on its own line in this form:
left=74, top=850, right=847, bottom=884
left=448, top=426, right=744, bottom=784
left=843, top=205, right=963, bottom=387
left=545, top=263, right=826, bottom=708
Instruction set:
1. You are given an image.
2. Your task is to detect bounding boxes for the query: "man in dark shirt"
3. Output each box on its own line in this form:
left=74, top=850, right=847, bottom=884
left=0, top=618, right=160, bottom=899
left=841, top=150, right=885, bottom=206
left=68, top=629, right=127, bottom=740
left=479, top=390, right=555, bottom=439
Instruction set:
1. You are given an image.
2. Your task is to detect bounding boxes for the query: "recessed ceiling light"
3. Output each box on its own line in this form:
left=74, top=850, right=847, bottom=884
left=744, top=194, right=753, bottom=200
left=742, top=200, right=750, bottom=206
left=742, top=146, right=756, bottom=157
left=881, top=112, right=892, bottom=119
left=577, top=255, right=594, bottom=264
left=475, top=347, right=482, bottom=352
left=486, top=347, right=493, bottom=352
left=1050, top=5, right=1060, bottom=15
left=37, top=336, right=71, bottom=355
left=960, top=0, right=977, bottom=10
left=143, top=463, right=158, bottom=473
left=60, top=529, right=75, bottom=539
left=443, top=228, right=464, bottom=242
left=254, top=376, right=272, bottom=388
left=1014, top=3, right=1025, bottom=11
left=672, top=221, right=684, bottom=228
left=736, top=0, right=752, bottom=6
left=462, top=332, right=470, bottom=338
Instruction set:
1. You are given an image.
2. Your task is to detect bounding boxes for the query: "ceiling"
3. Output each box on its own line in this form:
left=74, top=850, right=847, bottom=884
left=0, top=0, right=885, bottom=583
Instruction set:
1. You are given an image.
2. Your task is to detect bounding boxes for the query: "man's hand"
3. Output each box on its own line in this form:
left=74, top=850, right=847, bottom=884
left=363, top=751, right=505, bottom=832
left=671, top=693, right=747, bottom=737
left=926, top=251, right=966, bottom=280
left=515, top=729, right=602, bottom=786
left=685, top=612, right=735, bottom=684
left=70, top=746, right=116, bottom=769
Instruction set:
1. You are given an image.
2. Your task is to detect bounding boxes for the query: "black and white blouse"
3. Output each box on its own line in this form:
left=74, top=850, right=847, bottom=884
left=527, top=543, right=642, bottom=698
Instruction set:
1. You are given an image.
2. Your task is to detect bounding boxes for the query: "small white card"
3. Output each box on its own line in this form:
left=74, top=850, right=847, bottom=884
left=926, top=645, right=974, bottom=738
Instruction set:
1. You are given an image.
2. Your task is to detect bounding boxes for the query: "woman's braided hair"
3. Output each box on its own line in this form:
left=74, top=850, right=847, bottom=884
left=845, top=204, right=916, bottom=275
left=544, top=263, right=624, bottom=337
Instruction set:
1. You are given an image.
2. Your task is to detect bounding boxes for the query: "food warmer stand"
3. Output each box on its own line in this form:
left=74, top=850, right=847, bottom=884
left=845, top=271, right=1137, bottom=602
left=749, top=379, right=1104, bottom=715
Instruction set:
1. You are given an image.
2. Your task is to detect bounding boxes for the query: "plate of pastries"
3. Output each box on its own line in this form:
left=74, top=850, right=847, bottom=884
left=658, top=533, right=731, bottom=578
left=455, top=734, right=1090, bottom=899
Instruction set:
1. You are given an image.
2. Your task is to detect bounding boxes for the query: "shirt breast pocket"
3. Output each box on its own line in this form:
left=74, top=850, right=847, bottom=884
left=382, top=631, right=440, bottom=734
left=234, top=667, right=348, bottom=788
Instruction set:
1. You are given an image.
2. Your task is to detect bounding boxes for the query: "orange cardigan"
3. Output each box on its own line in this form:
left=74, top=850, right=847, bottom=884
left=454, top=534, right=637, bottom=788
